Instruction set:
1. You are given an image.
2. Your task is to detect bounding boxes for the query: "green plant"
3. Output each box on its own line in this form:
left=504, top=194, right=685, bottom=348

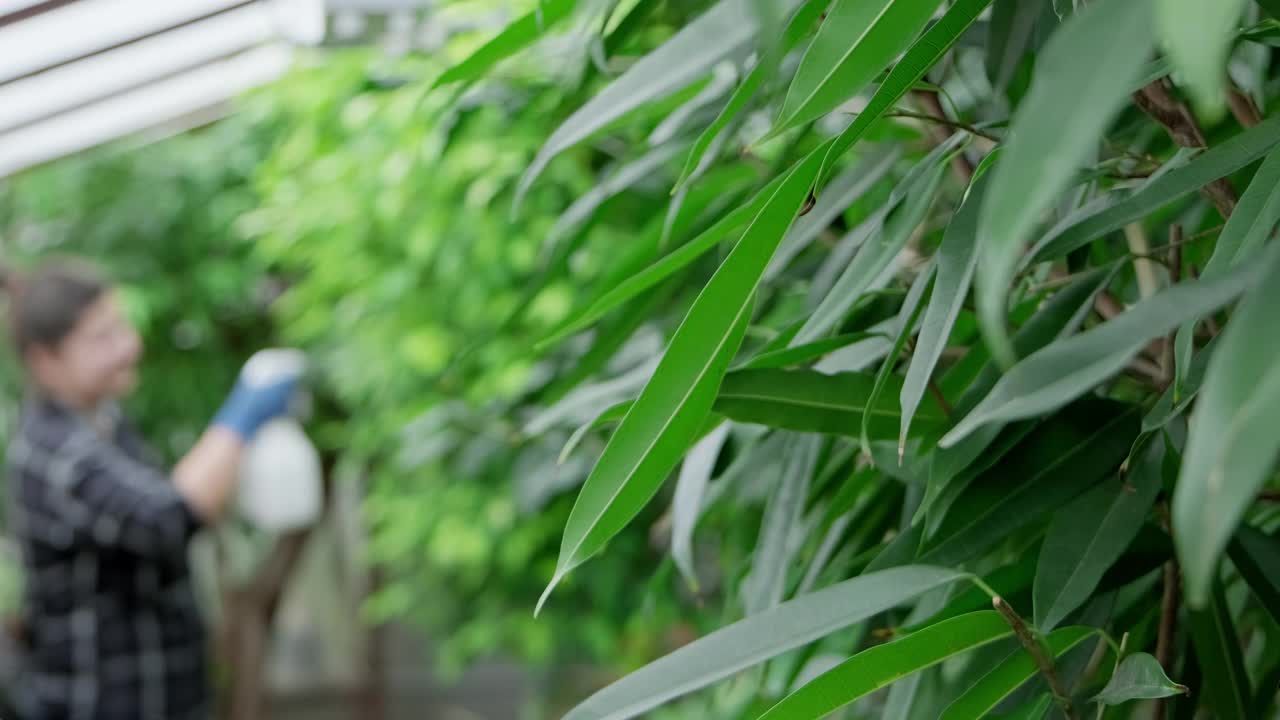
left=437, top=0, right=1280, bottom=716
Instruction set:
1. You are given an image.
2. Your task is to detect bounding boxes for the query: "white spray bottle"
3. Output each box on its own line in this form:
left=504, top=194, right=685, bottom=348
left=235, top=349, right=323, bottom=532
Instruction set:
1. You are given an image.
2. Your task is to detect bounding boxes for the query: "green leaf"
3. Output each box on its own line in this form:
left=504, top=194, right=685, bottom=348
left=1030, top=114, right=1280, bottom=264
left=743, top=435, right=819, bottom=614
left=538, top=172, right=782, bottom=350
left=1156, top=0, right=1247, bottom=119
left=1228, top=526, right=1280, bottom=624
left=817, top=0, right=994, bottom=184
left=773, top=0, right=943, bottom=135
left=939, top=626, right=1097, bottom=719
left=865, top=264, right=933, bottom=458
left=907, top=551, right=1039, bottom=632
left=1173, top=144, right=1280, bottom=395
left=920, top=264, right=1115, bottom=531
left=1094, top=652, right=1188, bottom=705
left=1187, top=582, right=1253, bottom=719
left=431, top=0, right=578, bottom=88
left=756, top=611, right=1015, bottom=720
left=942, top=259, right=1260, bottom=448
left=1033, top=433, right=1165, bottom=631
left=671, top=423, right=730, bottom=591
left=517, top=0, right=784, bottom=207
left=714, top=368, right=947, bottom=438
left=976, top=0, right=1154, bottom=366
left=1173, top=243, right=1280, bottom=608
left=561, top=566, right=967, bottom=720
left=923, top=400, right=1140, bottom=567
left=1003, top=695, right=1054, bottom=720
left=985, top=0, right=1040, bottom=95
left=795, top=136, right=956, bottom=346
left=742, top=331, right=888, bottom=370
left=675, top=0, right=828, bottom=191
left=766, top=148, right=901, bottom=281
left=541, top=150, right=826, bottom=608
left=900, top=174, right=987, bottom=451
left=559, top=400, right=632, bottom=464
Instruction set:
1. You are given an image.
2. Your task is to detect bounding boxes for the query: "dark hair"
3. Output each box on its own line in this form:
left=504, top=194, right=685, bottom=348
left=0, top=259, right=110, bottom=354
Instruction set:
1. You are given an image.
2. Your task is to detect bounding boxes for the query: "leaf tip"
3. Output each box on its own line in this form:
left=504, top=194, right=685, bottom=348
left=535, top=568, right=568, bottom=617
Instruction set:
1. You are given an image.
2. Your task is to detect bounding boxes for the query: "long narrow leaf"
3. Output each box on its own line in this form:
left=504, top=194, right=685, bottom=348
left=671, top=423, right=731, bottom=590
left=1228, top=526, right=1280, bottom=624
left=517, top=0, right=789, bottom=207
left=432, top=0, right=578, bottom=88
left=562, top=566, right=967, bottom=720
left=1173, top=243, right=1280, bottom=607
left=1156, top=0, right=1248, bottom=118
left=976, top=0, right=1154, bottom=366
left=1187, top=582, right=1253, bottom=719
left=1033, top=433, right=1165, bottom=631
left=774, top=0, right=944, bottom=135
left=675, top=0, right=828, bottom=191
left=817, top=0, right=995, bottom=185
left=865, top=263, right=934, bottom=459
left=743, top=435, right=818, bottom=614
left=714, top=368, right=947, bottom=438
left=541, top=147, right=824, bottom=608
left=900, top=175, right=987, bottom=450
left=757, top=611, right=1014, bottom=720
left=942, top=259, right=1260, bottom=448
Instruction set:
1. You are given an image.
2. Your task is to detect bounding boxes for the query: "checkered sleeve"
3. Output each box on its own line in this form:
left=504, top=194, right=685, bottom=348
left=44, top=433, right=203, bottom=564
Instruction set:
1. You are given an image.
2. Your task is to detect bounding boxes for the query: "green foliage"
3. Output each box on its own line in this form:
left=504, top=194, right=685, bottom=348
left=426, top=0, right=1280, bottom=713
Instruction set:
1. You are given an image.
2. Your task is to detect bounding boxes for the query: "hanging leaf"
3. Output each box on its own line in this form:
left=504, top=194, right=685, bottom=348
left=670, top=423, right=731, bottom=591
left=1033, top=433, right=1165, bottom=631
left=675, top=0, right=829, bottom=191
left=1173, top=243, right=1280, bottom=608
left=561, top=566, right=967, bottom=720
left=540, top=150, right=826, bottom=609
left=864, top=264, right=934, bottom=459
left=976, top=0, right=1155, bottom=366
left=923, top=400, right=1140, bottom=567
left=817, top=0, right=995, bottom=184
left=1030, top=114, right=1280, bottom=265
left=900, top=174, right=988, bottom=451
left=939, top=626, right=1097, bottom=719
left=743, top=435, right=818, bottom=614
left=432, top=0, right=579, bottom=88
left=942, top=259, right=1260, bottom=448
left=517, top=0, right=790, bottom=207
left=714, top=368, right=947, bottom=438
left=1156, top=0, right=1248, bottom=119
left=772, top=0, right=944, bottom=136
left=756, top=611, right=1015, bottom=720
left=1143, top=335, right=1219, bottom=433
left=1094, top=652, right=1188, bottom=705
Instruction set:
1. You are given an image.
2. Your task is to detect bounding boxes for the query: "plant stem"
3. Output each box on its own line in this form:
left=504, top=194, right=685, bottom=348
left=1153, top=560, right=1181, bottom=720
left=910, top=90, right=978, bottom=180
left=886, top=107, right=1002, bottom=143
left=1227, top=83, right=1263, bottom=128
left=993, top=596, right=1077, bottom=720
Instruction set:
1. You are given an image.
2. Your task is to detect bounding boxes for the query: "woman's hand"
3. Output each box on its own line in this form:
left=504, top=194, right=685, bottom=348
left=212, top=349, right=305, bottom=440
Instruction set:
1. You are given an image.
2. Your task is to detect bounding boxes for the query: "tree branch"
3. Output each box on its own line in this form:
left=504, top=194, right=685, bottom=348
left=994, top=596, right=1077, bottom=720
left=1133, top=79, right=1238, bottom=219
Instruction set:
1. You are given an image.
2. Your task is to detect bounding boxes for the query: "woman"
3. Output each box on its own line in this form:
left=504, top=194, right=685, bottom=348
left=2, top=259, right=301, bottom=719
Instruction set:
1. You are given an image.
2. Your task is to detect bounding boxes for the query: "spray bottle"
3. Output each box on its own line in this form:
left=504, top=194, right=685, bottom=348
left=234, top=349, right=323, bottom=532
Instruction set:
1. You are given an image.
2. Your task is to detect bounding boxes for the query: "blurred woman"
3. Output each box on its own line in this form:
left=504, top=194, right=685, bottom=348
left=1, top=259, right=300, bottom=720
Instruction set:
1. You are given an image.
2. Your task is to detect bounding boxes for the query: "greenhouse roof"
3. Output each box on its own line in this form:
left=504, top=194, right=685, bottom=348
left=0, top=0, right=427, bottom=178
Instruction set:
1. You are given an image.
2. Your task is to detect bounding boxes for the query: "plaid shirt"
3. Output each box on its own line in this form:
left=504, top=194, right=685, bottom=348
left=6, top=395, right=210, bottom=720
